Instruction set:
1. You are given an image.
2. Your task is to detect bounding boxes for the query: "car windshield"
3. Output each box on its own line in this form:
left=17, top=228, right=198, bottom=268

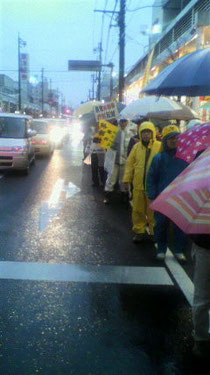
left=0, top=117, right=26, bottom=138
left=31, top=121, right=49, bottom=134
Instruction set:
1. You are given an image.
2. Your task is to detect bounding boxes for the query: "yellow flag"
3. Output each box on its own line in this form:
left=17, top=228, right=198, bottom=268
left=141, top=48, right=155, bottom=90
left=98, top=120, right=119, bottom=149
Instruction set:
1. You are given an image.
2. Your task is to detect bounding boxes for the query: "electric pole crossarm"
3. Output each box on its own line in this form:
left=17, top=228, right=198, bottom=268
left=94, top=10, right=119, bottom=14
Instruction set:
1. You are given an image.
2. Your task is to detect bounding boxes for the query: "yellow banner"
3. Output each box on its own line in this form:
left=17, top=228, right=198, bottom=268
left=98, top=120, right=119, bottom=149
left=141, top=48, right=155, bottom=90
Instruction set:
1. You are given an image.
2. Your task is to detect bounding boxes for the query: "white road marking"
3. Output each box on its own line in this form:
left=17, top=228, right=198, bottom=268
left=0, top=175, right=4, bottom=179
left=39, top=202, right=63, bottom=233
left=63, top=181, right=81, bottom=199
left=165, top=248, right=194, bottom=306
left=39, top=179, right=81, bottom=232
left=48, top=178, right=65, bottom=207
left=0, top=262, right=174, bottom=286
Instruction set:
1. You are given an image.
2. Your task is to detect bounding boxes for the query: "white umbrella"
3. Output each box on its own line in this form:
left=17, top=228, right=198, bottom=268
left=120, top=96, right=199, bottom=121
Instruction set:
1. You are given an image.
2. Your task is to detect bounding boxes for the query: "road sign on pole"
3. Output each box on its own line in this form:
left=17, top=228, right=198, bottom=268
left=68, top=60, right=101, bottom=72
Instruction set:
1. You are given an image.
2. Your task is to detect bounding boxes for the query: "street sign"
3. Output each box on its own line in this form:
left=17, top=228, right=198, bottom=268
left=68, top=60, right=101, bottom=72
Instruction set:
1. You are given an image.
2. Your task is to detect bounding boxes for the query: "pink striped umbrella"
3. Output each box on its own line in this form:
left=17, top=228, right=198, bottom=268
left=176, top=122, right=210, bottom=163
left=150, top=148, right=210, bottom=234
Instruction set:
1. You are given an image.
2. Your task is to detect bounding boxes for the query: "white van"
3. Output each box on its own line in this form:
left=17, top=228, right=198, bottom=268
left=0, top=113, right=36, bottom=174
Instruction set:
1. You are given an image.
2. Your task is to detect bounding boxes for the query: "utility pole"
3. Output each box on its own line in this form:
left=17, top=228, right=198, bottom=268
left=94, top=1, right=126, bottom=103
left=41, top=68, right=44, bottom=114
left=91, top=74, right=95, bottom=100
left=18, top=34, right=26, bottom=111
left=94, top=42, right=103, bottom=100
left=18, top=34, right=21, bottom=111
left=98, top=42, right=103, bottom=100
left=108, top=63, right=114, bottom=100
left=118, top=0, right=126, bottom=103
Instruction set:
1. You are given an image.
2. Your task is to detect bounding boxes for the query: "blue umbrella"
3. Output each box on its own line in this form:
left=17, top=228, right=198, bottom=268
left=142, top=48, right=210, bottom=97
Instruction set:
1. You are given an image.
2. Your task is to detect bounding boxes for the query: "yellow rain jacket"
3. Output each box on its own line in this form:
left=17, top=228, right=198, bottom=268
left=123, top=122, right=161, bottom=190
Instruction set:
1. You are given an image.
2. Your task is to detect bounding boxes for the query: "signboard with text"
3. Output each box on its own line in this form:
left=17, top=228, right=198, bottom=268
left=68, top=60, right=101, bottom=72
left=97, top=119, right=119, bottom=149
left=94, top=101, right=118, bottom=122
left=20, top=53, right=29, bottom=81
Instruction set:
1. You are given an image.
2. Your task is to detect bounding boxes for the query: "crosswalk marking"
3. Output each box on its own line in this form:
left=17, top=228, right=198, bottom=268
left=0, top=261, right=174, bottom=286
left=165, top=248, right=194, bottom=306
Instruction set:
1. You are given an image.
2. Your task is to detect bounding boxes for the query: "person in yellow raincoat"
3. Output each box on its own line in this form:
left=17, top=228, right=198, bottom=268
left=123, top=121, right=161, bottom=243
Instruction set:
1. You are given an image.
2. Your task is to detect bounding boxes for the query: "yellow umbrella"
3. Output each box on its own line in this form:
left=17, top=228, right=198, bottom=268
left=74, top=100, right=103, bottom=117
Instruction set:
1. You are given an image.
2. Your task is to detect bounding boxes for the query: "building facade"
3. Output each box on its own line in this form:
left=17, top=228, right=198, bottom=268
left=124, top=0, right=210, bottom=120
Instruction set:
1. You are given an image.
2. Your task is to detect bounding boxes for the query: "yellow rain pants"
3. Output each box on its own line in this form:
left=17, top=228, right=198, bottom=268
left=132, top=189, right=155, bottom=235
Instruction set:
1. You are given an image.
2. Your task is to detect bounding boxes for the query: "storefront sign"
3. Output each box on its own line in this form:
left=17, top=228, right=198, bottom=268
left=20, top=53, right=29, bottom=81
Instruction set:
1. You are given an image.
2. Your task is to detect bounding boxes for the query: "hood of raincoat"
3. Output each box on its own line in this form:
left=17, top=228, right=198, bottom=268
left=161, top=125, right=180, bottom=152
left=139, top=121, right=156, bottom=143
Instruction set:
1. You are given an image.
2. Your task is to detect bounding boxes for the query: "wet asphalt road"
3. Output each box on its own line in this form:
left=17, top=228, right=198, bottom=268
left=0, top=130, right=207, bottom=374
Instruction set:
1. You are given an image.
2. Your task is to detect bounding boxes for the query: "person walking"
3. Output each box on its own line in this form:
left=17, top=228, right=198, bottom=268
left=123, top=121, right=161, bottom=243
left=191, top=234, right=210, bottom=358
left=90, top=126, right=106, bottom=187
left=127, top=117, right=148, bottom=156
left=104, top=118, right=129, bottom=203
left=146, top=125, right=189, bottom=261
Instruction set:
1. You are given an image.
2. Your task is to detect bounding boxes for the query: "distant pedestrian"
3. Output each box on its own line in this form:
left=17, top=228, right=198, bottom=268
left=104, top=118, right=129, bottom=203
left=146, top=125, right=189, bottom=261
left=90, top=126, right=106, bottom=187
left=127, top=118, right=148, bottom=156
left=123, top=121, right=161, bottom=243
left=82, top=125, right=93, bottom=160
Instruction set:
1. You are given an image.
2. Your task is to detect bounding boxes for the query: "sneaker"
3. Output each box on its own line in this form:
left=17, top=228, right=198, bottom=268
left=132, top=233, right=146, bottom=243
left=156, top=253, right=165, bottom=260
left=175, top=253, right=186, bottom=262
left=103, top=192, right=111, bottom=204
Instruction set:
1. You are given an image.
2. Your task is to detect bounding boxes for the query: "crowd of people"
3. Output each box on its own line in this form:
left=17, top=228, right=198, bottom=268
left=84, top=117, right=190, bottom=261
left=82, top=116, right=210, bottom=359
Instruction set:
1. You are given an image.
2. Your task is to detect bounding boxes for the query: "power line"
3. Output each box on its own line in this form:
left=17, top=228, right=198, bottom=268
left=104, top=0, right=118, bottom=65
left=100, top=0, right=108, bottom=47
left=126, top=2, right=178, bottom=12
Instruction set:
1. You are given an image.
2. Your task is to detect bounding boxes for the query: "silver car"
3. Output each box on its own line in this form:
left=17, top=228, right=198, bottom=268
left=31, top=119, right=55, bottom=156
left=0, top=113, right=36, bottom=174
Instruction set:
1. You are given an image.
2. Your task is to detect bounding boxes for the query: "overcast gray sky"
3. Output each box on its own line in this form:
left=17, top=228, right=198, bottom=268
left=0, top=0, right=153, bottom=108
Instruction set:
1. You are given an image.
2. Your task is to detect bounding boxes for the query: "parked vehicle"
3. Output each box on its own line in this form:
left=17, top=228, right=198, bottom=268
left=31, top=119, right=55, bottom=156
left=0, top=113, right=36, bottom=174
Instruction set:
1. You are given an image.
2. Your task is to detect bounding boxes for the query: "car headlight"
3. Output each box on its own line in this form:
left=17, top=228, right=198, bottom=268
left=50, top=128, right=63, bottom=142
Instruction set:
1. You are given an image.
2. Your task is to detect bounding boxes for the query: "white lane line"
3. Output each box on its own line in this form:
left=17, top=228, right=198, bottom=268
left=0, top=262, right=174, bottom=286
left=165, top=248, right=194, bottom=306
